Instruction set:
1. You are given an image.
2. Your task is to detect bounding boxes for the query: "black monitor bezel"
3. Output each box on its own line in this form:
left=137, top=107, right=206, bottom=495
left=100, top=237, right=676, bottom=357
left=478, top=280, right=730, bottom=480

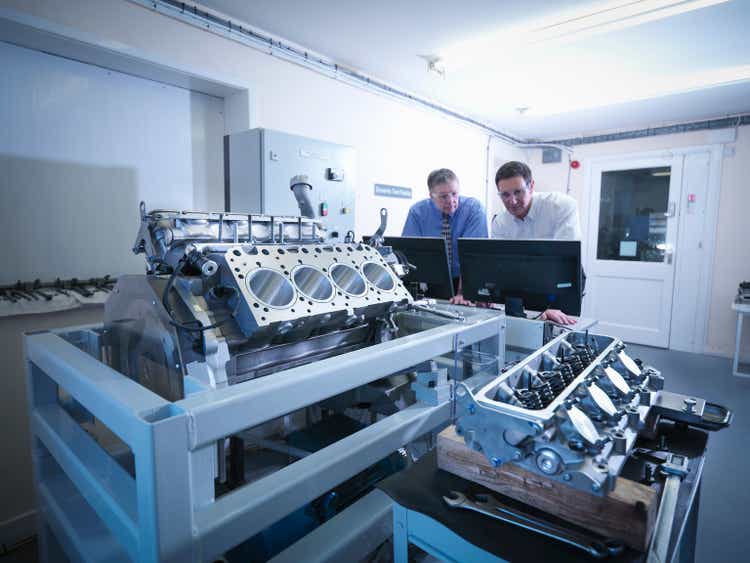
left=458, top=238, right=582, bottom=315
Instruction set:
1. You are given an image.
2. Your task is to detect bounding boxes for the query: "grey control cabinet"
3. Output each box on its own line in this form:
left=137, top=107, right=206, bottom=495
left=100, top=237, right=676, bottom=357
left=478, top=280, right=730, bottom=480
left=224, top=128, right=356, bottom=243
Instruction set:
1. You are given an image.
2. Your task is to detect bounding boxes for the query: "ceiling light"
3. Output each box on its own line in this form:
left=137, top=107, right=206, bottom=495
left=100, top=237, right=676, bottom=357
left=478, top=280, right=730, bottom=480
left=439, top=0, right=732, bottom=72
left=526, top=0, right=732, bottom=44
left=462, top=63, right=750, bottom=116
left=651, top=171, right=671, bottom=176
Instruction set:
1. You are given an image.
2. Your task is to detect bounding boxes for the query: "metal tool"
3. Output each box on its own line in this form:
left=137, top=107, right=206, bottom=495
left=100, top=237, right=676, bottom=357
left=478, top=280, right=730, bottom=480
left=69, top=278, right=93, bottom=298
left=413, top=303, right=465, bottom=322
left=32, top=280, right=54, bottom=301
left=443, top=491, right=624, bottom=559
left=641, top=452, right=689, bottom=563
left=0, top=289, right=17, bottom=303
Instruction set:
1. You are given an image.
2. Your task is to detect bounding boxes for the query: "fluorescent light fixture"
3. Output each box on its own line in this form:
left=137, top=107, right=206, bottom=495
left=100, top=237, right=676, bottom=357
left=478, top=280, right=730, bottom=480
left=439, top=0, right=732, bottom=72
left=459, top=63, right=750, bottom=116
left=651, top=171, right=672, bottom=176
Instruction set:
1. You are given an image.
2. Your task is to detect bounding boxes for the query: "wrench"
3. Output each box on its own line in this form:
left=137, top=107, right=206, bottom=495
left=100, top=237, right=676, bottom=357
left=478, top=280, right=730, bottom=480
left=443, top=491, right=624, bottom=559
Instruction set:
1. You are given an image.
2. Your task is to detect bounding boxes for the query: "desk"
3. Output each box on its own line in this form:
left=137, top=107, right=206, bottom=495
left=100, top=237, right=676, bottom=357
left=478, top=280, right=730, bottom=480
left=732, top=298, right=750, bottom=377
left=379, top=424, right=706, bottom=563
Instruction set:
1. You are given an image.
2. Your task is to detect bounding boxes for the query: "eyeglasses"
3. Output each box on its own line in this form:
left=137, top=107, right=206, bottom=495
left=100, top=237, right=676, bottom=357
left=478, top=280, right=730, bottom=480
left=498, top=188, right=528, bottom=200
left=431, top=191, right=459, bottom=202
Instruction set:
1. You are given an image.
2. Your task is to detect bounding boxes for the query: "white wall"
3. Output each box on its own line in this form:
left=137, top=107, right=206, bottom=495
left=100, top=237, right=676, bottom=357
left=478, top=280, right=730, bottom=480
left=514, top=127, right=750, bottom=359
left=0, top=40, right=225, bottom=284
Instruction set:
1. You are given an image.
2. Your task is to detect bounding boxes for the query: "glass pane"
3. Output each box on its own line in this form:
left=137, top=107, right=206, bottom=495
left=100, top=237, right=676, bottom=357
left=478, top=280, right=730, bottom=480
left=597, top=167, right=670, bottom=262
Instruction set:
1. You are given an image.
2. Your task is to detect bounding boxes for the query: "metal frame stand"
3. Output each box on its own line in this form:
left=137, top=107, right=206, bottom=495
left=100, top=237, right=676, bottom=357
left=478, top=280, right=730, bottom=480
left=25, top=308, right=503, bottom=562
left=392, top=503, right=505, bottom=563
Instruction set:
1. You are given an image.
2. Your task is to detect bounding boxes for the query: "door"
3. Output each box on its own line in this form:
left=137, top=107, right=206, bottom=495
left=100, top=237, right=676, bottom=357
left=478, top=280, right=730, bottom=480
left=584, top=156, right=683, bottom=346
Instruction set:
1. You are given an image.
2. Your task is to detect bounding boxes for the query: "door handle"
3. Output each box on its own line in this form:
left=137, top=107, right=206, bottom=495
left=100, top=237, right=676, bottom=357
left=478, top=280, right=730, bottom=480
left=665, top=245, right=674, bottom=265
left=664, top=201, right=676, bottom=218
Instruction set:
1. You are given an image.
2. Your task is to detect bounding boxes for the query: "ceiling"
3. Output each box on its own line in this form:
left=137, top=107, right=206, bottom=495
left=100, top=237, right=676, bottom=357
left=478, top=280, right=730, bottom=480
left=198, top=0, right=750, bottom=140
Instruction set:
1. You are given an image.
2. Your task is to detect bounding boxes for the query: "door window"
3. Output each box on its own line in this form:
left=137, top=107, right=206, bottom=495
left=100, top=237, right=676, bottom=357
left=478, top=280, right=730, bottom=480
left=596, top=167, right=670, bottom=262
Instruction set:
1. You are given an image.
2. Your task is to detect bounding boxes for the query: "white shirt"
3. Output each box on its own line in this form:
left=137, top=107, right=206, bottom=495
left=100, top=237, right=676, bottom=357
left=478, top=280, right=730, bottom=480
left=491, top=191, right=581, bottom=240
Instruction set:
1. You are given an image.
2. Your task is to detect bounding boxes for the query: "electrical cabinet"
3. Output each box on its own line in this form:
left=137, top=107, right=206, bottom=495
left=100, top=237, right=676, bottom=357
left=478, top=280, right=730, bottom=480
left=224, top=128, right=356, bottom=243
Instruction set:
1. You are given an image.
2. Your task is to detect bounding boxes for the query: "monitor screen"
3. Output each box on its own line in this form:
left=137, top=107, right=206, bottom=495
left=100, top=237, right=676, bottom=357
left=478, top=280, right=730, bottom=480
left=372, top=236, right=454, bottom=300
left=458, top=238, right=582, bottom=315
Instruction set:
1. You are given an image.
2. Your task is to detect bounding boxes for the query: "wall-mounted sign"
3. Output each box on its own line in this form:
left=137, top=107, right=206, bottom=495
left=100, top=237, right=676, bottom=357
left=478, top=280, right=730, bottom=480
left=374, top=184, right=412, bottom=199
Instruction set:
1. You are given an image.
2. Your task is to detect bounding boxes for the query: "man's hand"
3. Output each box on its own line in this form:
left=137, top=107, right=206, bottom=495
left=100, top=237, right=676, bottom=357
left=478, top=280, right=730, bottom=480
left=541, top=309, right=576, bottom=325
left=448, top=293, right=474, bottom=306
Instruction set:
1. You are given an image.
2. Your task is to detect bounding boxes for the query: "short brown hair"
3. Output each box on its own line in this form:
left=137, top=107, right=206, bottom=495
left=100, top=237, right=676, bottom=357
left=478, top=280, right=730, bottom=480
left=495, top=161, right=532, bottom=185
left=427, top=168, right=458, bottom=191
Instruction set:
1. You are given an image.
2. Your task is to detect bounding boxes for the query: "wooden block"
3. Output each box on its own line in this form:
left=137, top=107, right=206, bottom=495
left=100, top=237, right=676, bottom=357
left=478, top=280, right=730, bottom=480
left=437, top=426, right=657, bottom=552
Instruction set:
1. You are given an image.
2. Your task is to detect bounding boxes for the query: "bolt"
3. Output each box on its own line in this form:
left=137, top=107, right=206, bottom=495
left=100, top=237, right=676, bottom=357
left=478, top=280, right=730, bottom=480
left=455, top=426, right=463, bottom=436
left=683, top=397, right=697, bottom=414
left=468, top=404, right=476, bottom=415
left=490, top=457, right=502, bottom=467
left=513, top=451, right=523, bottom=461
left=562, top=473, right=572, bottom=481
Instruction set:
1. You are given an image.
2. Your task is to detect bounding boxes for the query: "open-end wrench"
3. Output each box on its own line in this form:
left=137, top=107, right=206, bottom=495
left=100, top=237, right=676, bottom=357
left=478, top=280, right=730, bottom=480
left=443, top=491, right=624, bottom=559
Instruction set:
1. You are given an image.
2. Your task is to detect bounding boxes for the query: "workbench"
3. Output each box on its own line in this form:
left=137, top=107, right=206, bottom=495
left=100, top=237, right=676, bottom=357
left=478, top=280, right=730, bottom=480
left=378, top=423, right=707, bottom=563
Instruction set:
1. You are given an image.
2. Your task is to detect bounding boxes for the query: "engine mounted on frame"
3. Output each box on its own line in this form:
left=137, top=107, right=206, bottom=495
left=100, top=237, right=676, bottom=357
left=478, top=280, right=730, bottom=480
left=106, top=204, right=413, bottom=401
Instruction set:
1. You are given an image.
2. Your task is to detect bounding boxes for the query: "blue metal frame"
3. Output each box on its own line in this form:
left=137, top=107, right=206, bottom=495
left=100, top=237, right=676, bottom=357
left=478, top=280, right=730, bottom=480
left=25, top=309, right=503, bottom=562
left=392, top=504, right=507, bottom=563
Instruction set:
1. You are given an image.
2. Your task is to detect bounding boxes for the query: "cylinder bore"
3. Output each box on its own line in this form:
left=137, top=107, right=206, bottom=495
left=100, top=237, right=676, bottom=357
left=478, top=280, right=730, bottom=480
left=246, top=268, right=296, bottom=309
left=292, top=265, right=334, bottom=302
left=330, top=263, right=367, bottom=297
left=362, top=261, right=395, bottom=292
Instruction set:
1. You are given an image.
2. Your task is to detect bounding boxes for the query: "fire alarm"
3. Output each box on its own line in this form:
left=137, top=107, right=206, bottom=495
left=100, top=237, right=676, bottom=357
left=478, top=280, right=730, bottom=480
left=570, top=160, right=581, bottom=169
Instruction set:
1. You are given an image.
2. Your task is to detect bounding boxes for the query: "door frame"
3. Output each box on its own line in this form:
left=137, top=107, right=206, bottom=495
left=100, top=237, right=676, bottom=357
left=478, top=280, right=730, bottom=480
left=583, top=145, right=724, bottom=353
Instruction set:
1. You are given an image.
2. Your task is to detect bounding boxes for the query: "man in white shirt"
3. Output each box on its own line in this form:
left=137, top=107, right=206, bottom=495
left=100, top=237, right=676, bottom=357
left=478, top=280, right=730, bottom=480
left=492, top=162, right=581, bottom=240
left=491, top=161, right=582, bottom=324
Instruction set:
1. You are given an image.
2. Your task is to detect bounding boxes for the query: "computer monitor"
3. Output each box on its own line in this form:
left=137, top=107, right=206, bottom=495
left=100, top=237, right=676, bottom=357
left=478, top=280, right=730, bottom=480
left=458, top=238, right=582, bottom=316
left=374, top=236, right=455, bottom=300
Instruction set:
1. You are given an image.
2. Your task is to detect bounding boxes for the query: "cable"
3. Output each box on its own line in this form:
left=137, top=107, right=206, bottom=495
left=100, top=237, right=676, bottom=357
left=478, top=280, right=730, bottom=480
left=161, top=259, right=240, bottom=332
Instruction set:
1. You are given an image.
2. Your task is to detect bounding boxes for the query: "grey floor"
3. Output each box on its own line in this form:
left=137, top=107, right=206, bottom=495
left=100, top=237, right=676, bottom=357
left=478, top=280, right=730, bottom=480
left=1, top=346, right=746, bottom=563
left=627, top=344, right=749, bottom=563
